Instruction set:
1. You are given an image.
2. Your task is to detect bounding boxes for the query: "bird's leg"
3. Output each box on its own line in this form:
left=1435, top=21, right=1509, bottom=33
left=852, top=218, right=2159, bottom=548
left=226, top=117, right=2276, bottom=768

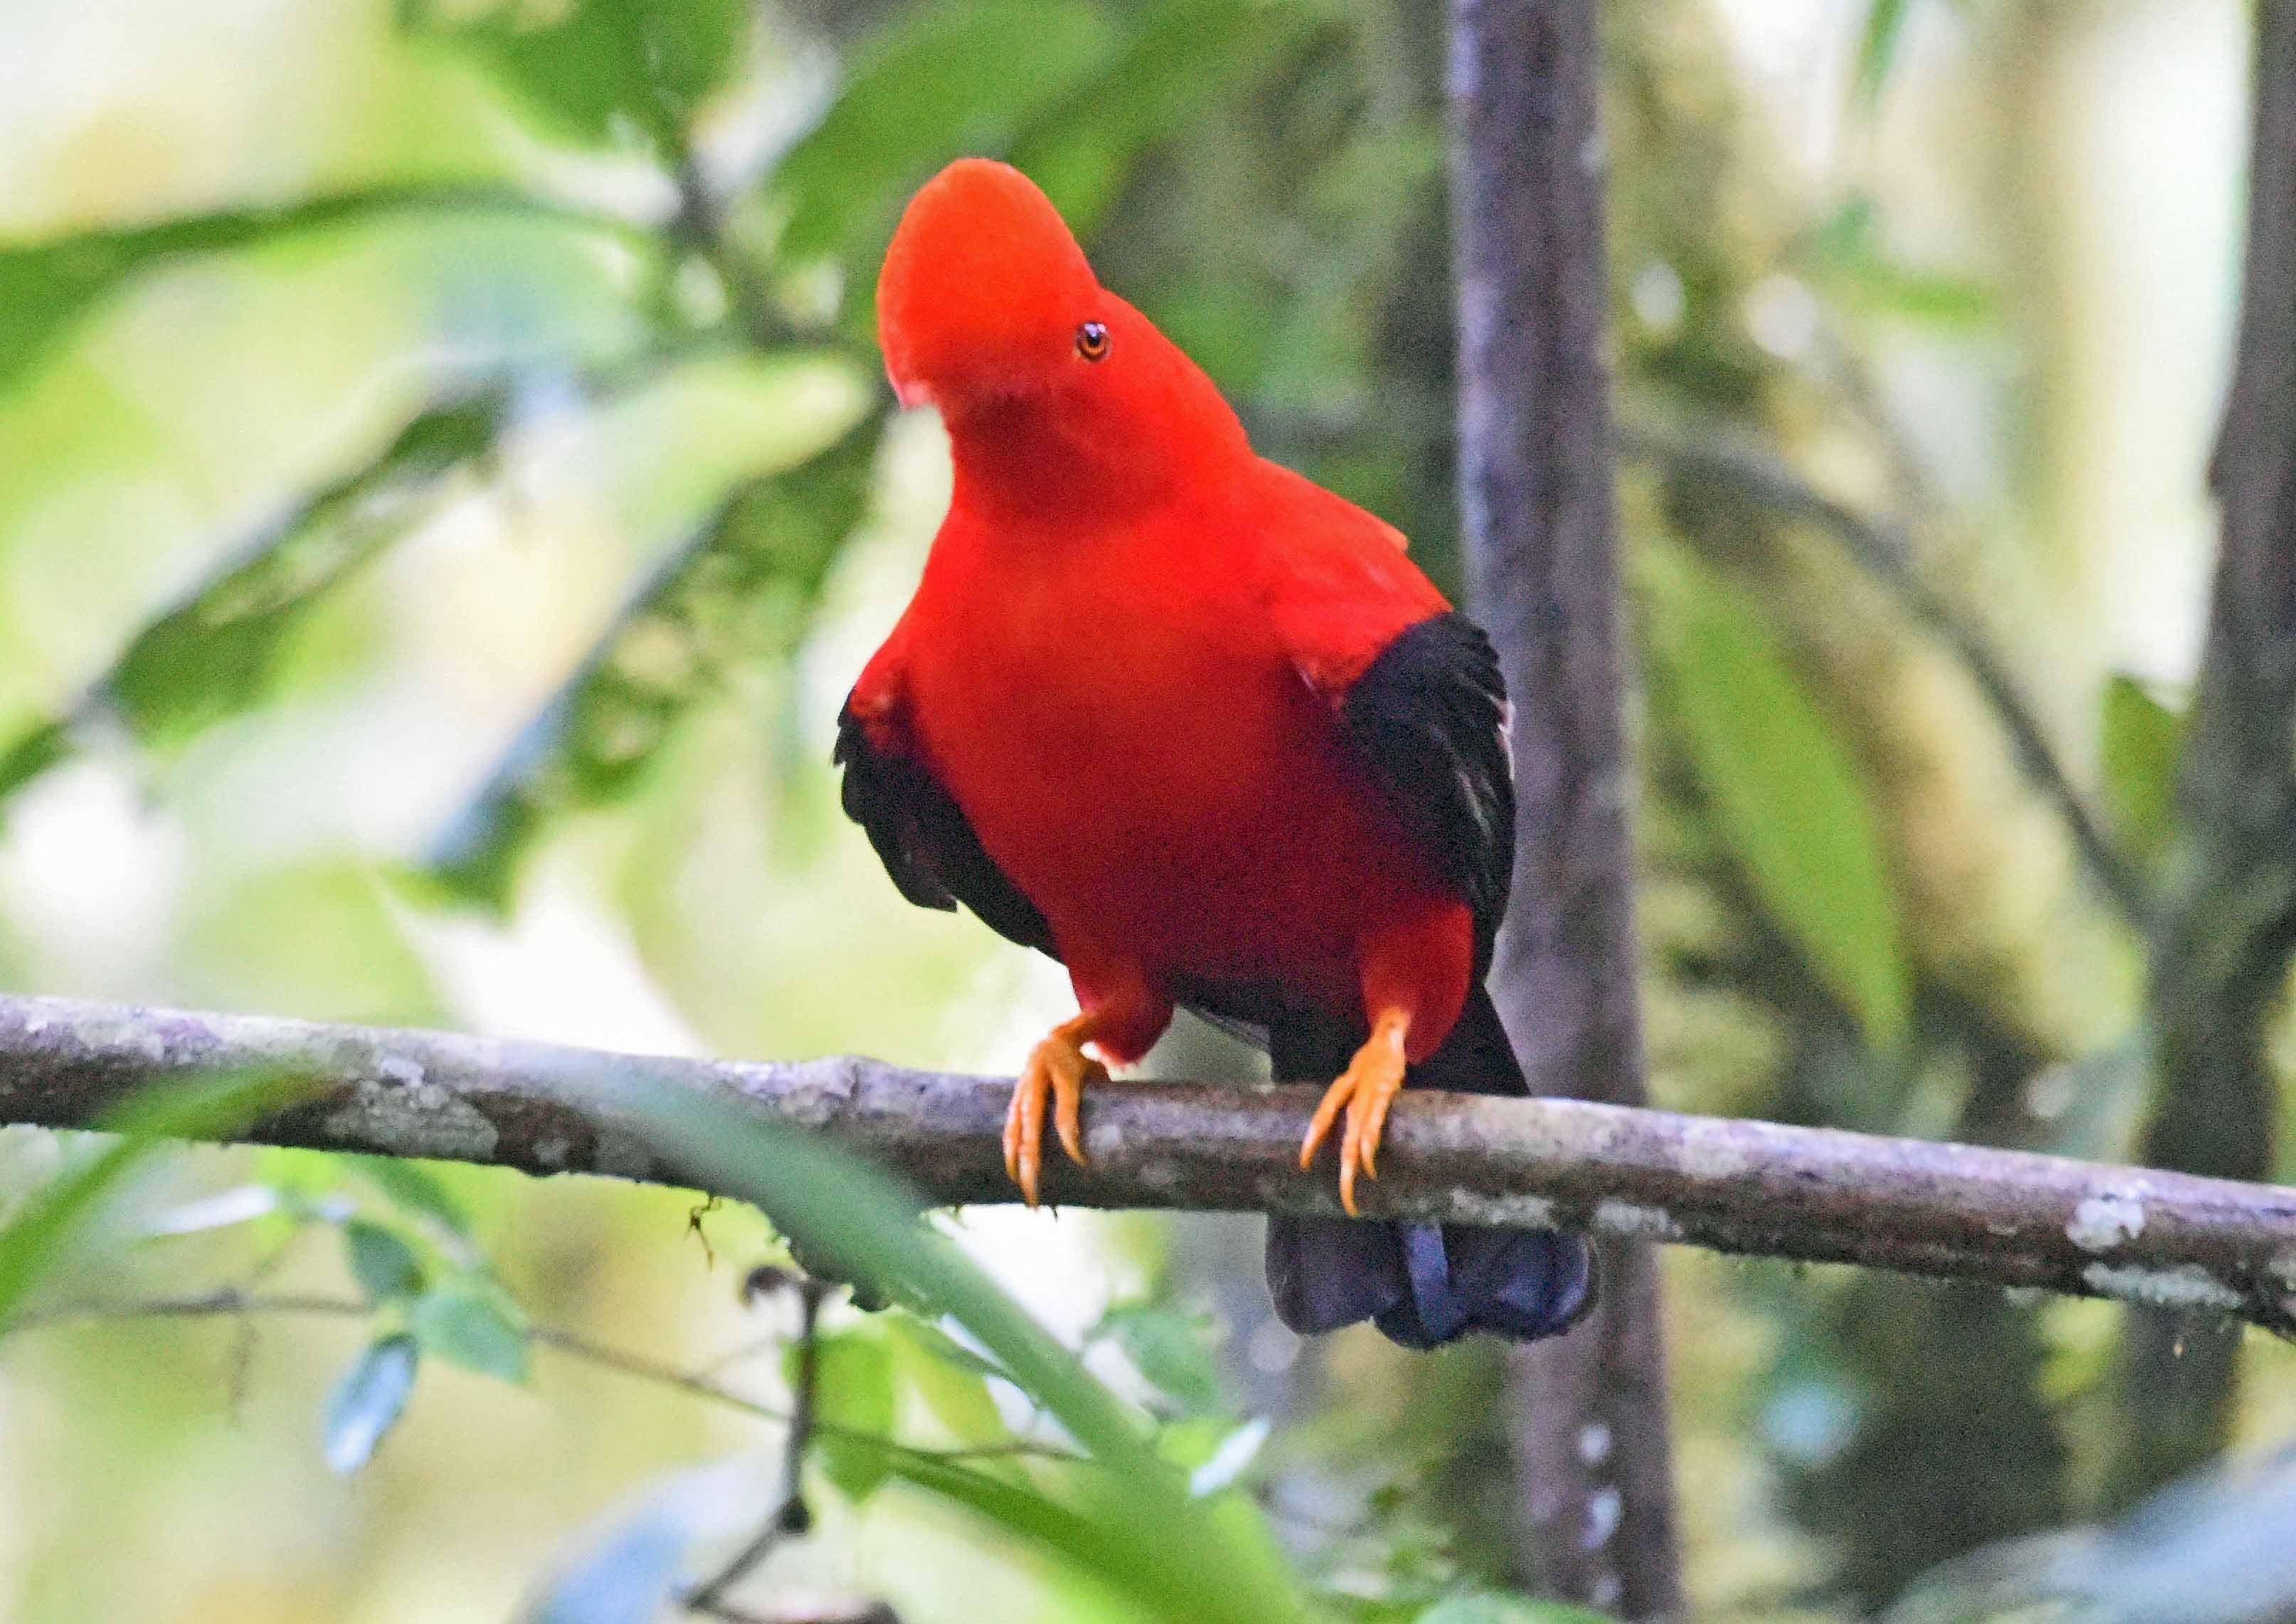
left=1299, top=1007, right=1410, bottom=1216
left=1002, top=1010, right=1112, bottom=1207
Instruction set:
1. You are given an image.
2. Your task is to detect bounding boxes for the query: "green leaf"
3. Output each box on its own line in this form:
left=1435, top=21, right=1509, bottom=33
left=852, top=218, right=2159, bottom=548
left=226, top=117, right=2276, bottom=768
left=324, top=1334, right=420, bottom=1473
left=1010, top=0, right=1295, bottom=241
left=1092, top=1302, right=1224, bottom=1416
left=2100, top=674, right=2186, bottom=870
left=1853, top=0, right=1913, bottom=110
left=411, top=1285, right=531, bottom=1383
left=398, top=0, right=753, bottom=149
left=577, top=1072, right=1313, bottom=1623
left=0, top=724, right=69, bottom=806
left=1647, top=544, right=1912, bottom=1048
left=1839, top=261, right=1993, bottom=331
left=105, top=386, right=509, bottom=742
left=774, top=1, right=1116, bottom=269
left=352, top=1156, right=474, bottom=1245
left=0, top=184, right=635, bottom=395
left=804, top=1330, right=897, bottom=1502
left=0, top=1068, right=316, bottom=1324
left=881, top=1450, right=1295, bottom=1621
left=180, top=859, right=444, bottom=1030
left=343, top=1220, right=426, bottom=1304
left=1807, top=194, right=1993, bottom=333
left=426, top=412, right=884, bottom=908
left=890, top=1313, right=1010, bottom=1381
left=888, top=1314, right=1008, bottom=1446
left=0, top=1139, right=152, bottom=1322
left=1418, top=1596, right=1618, bottom=1624
left=0, top=383, right=515, bottom=803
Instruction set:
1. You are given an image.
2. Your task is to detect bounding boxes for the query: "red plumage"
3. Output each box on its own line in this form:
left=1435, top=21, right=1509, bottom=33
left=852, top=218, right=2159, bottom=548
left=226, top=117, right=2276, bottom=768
left=840, top=159, right=1592, bottom=1347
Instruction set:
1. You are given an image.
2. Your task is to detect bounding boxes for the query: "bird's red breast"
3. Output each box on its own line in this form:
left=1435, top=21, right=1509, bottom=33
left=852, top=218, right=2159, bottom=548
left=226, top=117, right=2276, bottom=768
left=855, top=157, right=1478, bottom=1065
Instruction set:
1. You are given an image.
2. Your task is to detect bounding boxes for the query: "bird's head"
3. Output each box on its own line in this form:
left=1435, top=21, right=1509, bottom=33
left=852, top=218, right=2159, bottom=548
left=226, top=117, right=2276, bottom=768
left=876, top=159, right=1246, bottom=482
left=877, top=158, right=1103, bottom=413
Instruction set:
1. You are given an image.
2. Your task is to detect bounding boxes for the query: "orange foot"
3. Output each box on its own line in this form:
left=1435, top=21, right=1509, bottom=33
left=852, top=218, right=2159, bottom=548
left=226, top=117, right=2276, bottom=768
left=1299, top=1009, right=1410, bottom=1216
left=1002, top=1018, right=1109, bottom=1207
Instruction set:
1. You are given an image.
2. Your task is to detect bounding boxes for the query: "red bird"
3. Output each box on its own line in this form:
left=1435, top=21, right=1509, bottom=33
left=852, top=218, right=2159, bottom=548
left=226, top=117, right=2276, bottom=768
left=837, top=159, right=1592, bottom=1346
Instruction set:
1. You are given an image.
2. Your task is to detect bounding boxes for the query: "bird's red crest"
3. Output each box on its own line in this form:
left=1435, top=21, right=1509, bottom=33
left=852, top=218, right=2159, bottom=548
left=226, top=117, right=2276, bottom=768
left=877, top=159, right=1099, bottom=411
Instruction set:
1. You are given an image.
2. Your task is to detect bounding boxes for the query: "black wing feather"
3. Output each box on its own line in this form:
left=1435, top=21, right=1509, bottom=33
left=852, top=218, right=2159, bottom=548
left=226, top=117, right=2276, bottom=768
left=833, top=698, right=1058, bottom=959
left=1335, top=611, right=1515, bottom=971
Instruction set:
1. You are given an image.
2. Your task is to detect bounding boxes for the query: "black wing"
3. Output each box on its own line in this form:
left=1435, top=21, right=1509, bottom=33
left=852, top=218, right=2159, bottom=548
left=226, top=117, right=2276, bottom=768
left=1335, top=611, right=1515, bottom=972
left=833, top=697, right=1058, bottom=959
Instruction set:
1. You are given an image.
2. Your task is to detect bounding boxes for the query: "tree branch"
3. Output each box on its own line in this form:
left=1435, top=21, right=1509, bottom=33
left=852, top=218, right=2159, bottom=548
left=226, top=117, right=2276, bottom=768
left=3, top=991, right=2295, bottom=1330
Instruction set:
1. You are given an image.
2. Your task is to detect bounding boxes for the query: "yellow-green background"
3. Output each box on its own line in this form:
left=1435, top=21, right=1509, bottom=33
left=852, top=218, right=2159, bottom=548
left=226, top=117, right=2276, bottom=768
left=0, top=1, right=2287, bottom=1620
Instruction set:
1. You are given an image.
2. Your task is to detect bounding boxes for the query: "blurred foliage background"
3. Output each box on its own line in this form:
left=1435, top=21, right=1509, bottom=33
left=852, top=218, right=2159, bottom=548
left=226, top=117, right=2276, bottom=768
left=1, top=0, right=2291, bottom=1620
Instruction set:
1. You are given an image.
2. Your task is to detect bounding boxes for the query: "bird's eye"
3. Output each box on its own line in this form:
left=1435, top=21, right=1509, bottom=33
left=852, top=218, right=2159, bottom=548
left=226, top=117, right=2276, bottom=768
left=1075, top=320, right=1110, bottom=361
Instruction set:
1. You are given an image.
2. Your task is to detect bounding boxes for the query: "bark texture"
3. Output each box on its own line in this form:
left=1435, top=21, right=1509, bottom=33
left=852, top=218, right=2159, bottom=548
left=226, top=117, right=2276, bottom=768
left=6, top=993, right=2296, bottom=1322
left=1446, top=0, right=1681, bottom=1610
left=2113, top=0, right=2296, bottom=1507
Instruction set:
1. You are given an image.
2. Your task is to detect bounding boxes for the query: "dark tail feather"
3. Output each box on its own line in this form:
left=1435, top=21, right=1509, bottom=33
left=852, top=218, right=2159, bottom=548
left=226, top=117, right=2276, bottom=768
left=1263, top=986, right=1597, bottom=1348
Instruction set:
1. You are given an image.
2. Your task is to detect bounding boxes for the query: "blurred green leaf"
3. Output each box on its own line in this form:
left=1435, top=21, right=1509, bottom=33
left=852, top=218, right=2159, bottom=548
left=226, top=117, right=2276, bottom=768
left=398, top=0, right=753, bottom=149
left=0, top=724, right=69, bottom=805
left=890, top=1312, right=1010, bottom=1381
left=0, top=185, right=639, bottom=394
left=2100, top=674, right=2186, bottom=870
left=1092, top=1301, right=1225, bottom=1416
left=882, top=1449, right=1297, bottom=1621
left=775, top=1, right=1115, bottom=270
left=411, top=1285, right=531, bottom=1383
left=1836, top=260, right=1992, bottom=331
left=1808, top=195, right=1993, bottom=332
left=1012, top=0, right=1295, bottom=240
left=0, top=383, right=514, bottom=804
left=0, top=1068, right=314, bottom=1324
left=806, top=1330, right=897, bottom=1502
left=0, top=1140, right=158, bottom=1322
left=179, top=860, right=446, bottom=1029
left=583, top=1070, right=1313, bottom=1623
left=888, top=1314, right=1008, bottom=1446
left=107, top=386, right=509, bottom=740
left=344, top=1219, right=426, bottom=1304
left=428, top=411, right=884, bottom=908
left=1648, top=544, right=1912, bottom=1048
left=324, top=1333, right=420, bottom=1474
left=1417, top=1596, right=1617, bottom=1624
left=1853, top=0, right=1913, bottom=110
left=352, top=1155, right=474, bottom=1244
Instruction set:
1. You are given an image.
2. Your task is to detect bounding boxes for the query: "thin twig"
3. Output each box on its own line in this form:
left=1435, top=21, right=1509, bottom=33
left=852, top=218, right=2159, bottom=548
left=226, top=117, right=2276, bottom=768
left=2, top=1287, right=1089, bottom=1472
left=664, top=137, right=790, bottom=352
left=684, top=1276, right=828, bottom=1615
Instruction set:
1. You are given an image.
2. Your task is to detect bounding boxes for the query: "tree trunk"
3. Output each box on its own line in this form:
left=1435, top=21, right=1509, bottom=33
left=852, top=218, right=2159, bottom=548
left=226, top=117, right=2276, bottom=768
left=2112, top=0, right=2296, bottom=1507
left=1446, top=1, right=1683, bottom=1615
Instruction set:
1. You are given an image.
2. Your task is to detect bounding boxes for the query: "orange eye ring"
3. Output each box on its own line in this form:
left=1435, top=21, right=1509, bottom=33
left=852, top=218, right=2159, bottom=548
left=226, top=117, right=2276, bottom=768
left=1075, top=320, right=1110, bottom=361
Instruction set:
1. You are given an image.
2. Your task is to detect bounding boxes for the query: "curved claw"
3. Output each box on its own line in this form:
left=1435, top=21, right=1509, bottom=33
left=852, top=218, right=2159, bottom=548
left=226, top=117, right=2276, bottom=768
left=1002, top=1029, right=1106, bottom=1206
left=1296, top=1011, right=1409, bottom=1217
